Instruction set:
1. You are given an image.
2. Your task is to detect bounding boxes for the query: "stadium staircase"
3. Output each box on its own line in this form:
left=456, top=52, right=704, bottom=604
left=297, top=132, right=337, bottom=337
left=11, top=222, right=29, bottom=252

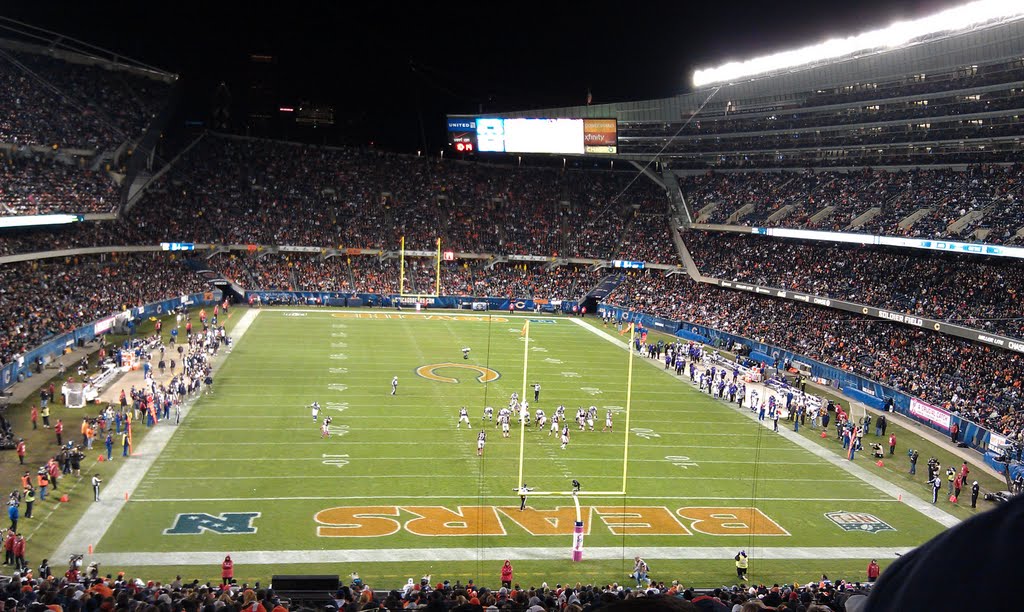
left=584, top=273, right=627, bottom=302
left=659, top=171, right=691, bottom=224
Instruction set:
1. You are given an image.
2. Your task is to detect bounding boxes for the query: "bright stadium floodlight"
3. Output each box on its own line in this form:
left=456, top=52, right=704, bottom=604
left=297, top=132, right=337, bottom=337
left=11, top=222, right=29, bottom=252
left=692, top=0, right=1024, bottom=87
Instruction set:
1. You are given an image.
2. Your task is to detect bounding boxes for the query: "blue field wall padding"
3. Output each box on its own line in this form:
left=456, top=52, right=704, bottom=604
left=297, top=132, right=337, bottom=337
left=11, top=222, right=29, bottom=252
left=245, top=291, right=579, bottom=314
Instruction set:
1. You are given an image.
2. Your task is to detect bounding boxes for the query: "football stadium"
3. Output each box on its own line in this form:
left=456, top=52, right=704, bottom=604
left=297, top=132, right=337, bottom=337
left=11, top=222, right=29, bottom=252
left=1, top=2, right=1023, bottom=610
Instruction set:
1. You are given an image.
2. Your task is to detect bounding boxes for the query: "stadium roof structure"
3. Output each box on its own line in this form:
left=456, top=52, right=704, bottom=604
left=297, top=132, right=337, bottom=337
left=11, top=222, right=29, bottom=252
left=0, top=15, right=177, bottom=82
left=692, top=0, right=1024, bottom=87
left=495, top=1, right=1024, bottom=163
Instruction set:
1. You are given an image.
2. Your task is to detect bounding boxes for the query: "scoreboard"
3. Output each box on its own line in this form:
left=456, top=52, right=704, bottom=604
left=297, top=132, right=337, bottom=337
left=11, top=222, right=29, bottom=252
left=447, top=117, right=617, bottom=155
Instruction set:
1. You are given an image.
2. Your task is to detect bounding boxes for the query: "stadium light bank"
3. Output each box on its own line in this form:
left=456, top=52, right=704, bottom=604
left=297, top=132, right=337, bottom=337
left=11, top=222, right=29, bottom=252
left=692, top=0, right=1024, bottom=87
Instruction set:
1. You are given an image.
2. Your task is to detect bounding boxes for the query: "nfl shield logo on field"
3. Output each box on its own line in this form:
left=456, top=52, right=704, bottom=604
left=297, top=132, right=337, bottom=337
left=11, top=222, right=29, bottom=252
left=824, top=512, right=895, bottom=533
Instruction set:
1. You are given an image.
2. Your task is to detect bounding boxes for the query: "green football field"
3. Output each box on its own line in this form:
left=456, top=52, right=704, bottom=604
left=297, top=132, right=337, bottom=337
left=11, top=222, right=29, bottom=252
left=70, top=309, right=955, bottom=585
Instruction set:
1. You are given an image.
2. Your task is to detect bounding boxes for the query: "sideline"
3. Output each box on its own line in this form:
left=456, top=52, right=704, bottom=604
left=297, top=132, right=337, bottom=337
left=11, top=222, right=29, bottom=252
left=54, top=309, right=261, bottom=560
left=806, top=379, right=1006, bottom=481
left=568, top=318, right=961, bottom=529
left=89, top=545, right=914, bottom=565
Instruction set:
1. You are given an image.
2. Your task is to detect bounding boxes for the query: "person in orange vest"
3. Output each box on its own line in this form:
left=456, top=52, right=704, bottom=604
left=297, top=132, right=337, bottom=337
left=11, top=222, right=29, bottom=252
left=81, top=418, right=89, bottom=447
left=36, top=470, right=49, bottom=501
left=85, top=424, right=95, bottom=449
left=20, top=472, right=30, bottom=491
left=15, top=439, right=25, bottom=465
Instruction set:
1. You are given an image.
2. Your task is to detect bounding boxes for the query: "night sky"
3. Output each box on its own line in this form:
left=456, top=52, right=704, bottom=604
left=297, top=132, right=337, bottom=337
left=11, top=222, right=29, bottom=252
left=3, top=0, right=968, bottom=152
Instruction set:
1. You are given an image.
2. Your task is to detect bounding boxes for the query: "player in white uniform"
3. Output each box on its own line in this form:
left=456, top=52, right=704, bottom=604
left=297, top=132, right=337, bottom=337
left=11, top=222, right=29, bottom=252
left=310, top=401, right=320, bottom=422
left=549, top=412, right=560, bottom=436
left=321, top=416, right=332, bottom=438
left=497, top=407, right=510, bottom=428
left=483, top=406, right=494, bottom=422
left=462, top=347, right=471, bottom=360
left=477, top=430, right=486, bottom=456
left=391, top=376, right=398, bottom=395
left=749, top=390, right=760, bottom=413
left=519, top=401, right=530, bottom=425
left=500, top=413, right=511, bottom=438
left=587, top=406, right=597, bottom=431
left=535, top=409, right=546, bottom=430
left=560, top=424, right=570, bottom=450
left=457, top=407, right=470, bottom=428
left=603, top=409, right=613, bottom=432
left=576, top=408, right=586, bottom=431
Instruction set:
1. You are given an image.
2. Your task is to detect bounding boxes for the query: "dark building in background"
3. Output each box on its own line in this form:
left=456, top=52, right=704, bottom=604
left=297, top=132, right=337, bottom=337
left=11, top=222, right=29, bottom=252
left=244, top=53, right=278, bottom=137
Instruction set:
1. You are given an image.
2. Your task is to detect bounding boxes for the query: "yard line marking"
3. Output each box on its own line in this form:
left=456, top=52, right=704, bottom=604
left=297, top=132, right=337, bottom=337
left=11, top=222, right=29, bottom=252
left=129, top=494, right=894, bottom=503
left=147, top=474, right=859, bottom=483
left=54, top=308, right=262, bottom=561
left=569, top=317, right=962, bottom=529
left=89, top=545, right=916, bottom=565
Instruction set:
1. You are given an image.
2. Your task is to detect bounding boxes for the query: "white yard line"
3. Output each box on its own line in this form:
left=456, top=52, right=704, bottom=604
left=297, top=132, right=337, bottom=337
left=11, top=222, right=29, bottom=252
left=127, top=494, right=892, bottom=503
left=89, top=545, right=914, bottom=566
left=54, top=308, right=261, bottom=560
left=146, top=474, right=856, bottom=485
left=568, top=318, right=962, bottom=529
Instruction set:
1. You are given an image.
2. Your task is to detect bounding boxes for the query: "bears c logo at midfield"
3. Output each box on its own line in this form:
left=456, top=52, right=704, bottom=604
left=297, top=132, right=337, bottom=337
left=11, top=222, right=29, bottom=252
left=416, top=363, right=501, bottom=384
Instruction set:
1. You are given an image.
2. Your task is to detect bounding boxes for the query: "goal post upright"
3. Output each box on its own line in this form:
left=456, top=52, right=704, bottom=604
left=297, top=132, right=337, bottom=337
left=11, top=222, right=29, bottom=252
left=516, top=320, right=530, bottom=489
left=621, top=322, right=637, bottom=492
left=435, top=237, right=442, bottom=297
left=399, top=235, right=406, bottom=296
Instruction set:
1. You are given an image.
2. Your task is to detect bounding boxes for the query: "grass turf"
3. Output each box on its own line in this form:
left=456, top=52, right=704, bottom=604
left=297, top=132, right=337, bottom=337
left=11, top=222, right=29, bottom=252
left=75, top=308, right=958, bottom=585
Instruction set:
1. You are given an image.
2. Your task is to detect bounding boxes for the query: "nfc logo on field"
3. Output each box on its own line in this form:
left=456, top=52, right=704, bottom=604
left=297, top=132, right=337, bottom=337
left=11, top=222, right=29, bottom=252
left=824, top=511, right=895, bottom=533
left=164, top=512, right=261, bottom=535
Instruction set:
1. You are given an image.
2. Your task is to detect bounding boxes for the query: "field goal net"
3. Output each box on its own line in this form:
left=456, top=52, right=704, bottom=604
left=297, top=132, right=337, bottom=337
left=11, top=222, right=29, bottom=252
left=398, top=236, right=443, bottom=298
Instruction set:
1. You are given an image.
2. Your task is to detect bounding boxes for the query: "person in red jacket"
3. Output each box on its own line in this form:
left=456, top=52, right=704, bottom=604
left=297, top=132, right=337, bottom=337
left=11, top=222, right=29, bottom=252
left=16, top=439, right=25, bottom=465
left=221, top=555, right=234, bottom=585
left=500, top=560, right=513, bottom=589
left=12, top=533, right=25, bottom=572
left=3, top=530, right=14, bottom=566
left=867, top=559, right=880, bottom=582
left=55, top=419, right=64, bottom=446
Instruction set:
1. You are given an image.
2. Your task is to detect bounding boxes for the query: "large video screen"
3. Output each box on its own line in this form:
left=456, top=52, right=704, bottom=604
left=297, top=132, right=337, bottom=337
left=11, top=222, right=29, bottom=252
left=448, top=117, right=617, bottom=155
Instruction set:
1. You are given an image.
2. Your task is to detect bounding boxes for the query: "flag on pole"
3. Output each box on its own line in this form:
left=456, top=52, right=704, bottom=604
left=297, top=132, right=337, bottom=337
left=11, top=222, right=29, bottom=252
left=586, top=89, right=592, bottom=105
left=520, top=320, right=529, bottom=336
left=619, top=322, right=633, bottom=336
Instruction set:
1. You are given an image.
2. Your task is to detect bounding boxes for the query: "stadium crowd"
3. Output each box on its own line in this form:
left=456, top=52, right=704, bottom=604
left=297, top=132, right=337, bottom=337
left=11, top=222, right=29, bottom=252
left=0, top=254, right=207, bottom=367
left=683, top=165, right=1024, bottom=243
left=0, top=563, right=882, bottom=612
left=683, top=231, right=1024, bottom=339
left=0, top=135, right=669, bottom=260
left=604, top=270, right=1024, bottom=439
left=0, top=48, right=170, bottom=151
left=1, top=152, right=119, bottom=215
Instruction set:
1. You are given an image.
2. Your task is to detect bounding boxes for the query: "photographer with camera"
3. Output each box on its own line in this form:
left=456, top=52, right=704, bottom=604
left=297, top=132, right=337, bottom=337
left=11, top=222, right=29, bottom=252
left=908, top=449, right=918, bottom=475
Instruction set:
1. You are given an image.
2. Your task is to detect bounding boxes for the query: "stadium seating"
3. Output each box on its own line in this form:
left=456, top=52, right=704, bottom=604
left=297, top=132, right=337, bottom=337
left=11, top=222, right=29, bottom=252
left=682, top=165, right=1024, bottom=242
left=604, top=270, right=1024, bottom=436
left=0, top=253, right=206, bottom=367
left=0, top=569, right=873, bottom=612
left=683, top=230, right=1024, bottom=340
left=1, top=151, right=120, bottom=215
left=0, top=47, right=170, bottom=150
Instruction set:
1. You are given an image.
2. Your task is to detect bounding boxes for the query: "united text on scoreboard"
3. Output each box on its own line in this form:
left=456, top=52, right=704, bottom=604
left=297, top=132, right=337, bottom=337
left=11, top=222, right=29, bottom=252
left=447, top=117, right=617, bottom=155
